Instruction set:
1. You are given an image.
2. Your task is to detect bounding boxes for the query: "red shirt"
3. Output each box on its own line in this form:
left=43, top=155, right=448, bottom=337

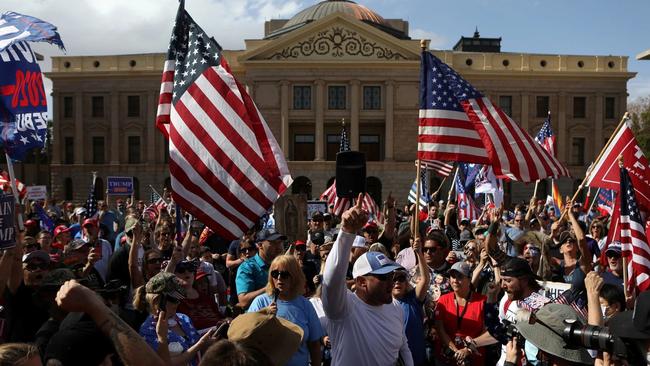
left=434, top=291, right=487, bottom=365
left=177, top=293, right=223, bottom=331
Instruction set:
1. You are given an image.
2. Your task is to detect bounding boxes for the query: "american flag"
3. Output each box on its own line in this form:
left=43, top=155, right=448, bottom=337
left=417, top=159, right=453, bottom=177
left=319, top=182, right=380, bottom=220
left=456, top=168, right=479, bottom=220
left=419, top=51, right=570, bottom=182
left=408, top=166, right=430, bottom=210
left=155, top=1, right=291, bottom=240
left=618, top=166, right=650, bottom=293
left=0, top=171, right=26, bottom=200
left=150, top=188, right=168, bottom=212
left=418, top=52, right=489, bottom=164
left=534, top=114, right=556, bottom=156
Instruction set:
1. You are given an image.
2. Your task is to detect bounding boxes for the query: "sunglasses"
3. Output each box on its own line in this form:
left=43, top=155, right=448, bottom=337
left=241, top=247, right=257, bottom=253
left=271, top=270, right=291, bottom=280
left=606, top=253, right=621, bottom=259
left=367, top=272, right=394, bottom=281
left=24, top=262, right=49, bottom=272
left=464, top=247, right=477, bottom=252
left=393, top=274, right=408, bottom=283
left=423, top=247, right=440, bottom=254
left=147, top=257, right=163, bottom=264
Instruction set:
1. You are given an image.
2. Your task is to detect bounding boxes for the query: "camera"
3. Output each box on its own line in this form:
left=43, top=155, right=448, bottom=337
left=562, top=319, right=628, bottom=360
left=503, top=319, right=526, bottom=349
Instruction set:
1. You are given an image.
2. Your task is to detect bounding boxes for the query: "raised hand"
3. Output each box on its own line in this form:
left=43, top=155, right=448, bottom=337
left=341, top=193, right=368, bottom=234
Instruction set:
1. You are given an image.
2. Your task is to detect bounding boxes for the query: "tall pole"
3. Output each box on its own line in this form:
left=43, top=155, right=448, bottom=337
left=5, top=153, right=24, bottom=231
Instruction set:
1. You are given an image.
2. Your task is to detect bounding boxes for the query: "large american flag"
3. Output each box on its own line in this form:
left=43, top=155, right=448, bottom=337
left=419, top=51, right=570, bottom=182
left=534, top=114, right=556, bottom=156
left=619, top=166, right=650, bottom=293
left=155, top=1, right=292, bottom=240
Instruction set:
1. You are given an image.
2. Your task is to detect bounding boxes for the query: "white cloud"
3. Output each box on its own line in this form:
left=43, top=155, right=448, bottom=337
left=409, top=28, right=447, bottom=49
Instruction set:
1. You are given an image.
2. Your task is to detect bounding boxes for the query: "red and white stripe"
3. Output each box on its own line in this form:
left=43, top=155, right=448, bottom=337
left=457, top=193, right=479, bottom=221
left=417, top=159, right=453, bottom=177
left=160, top=60, right=292, bottom=240
left=156, top=59, right=174, bottom=137
left=418, top=109, right=490, bottom=164
left=320, top=181, right=380, bottom=220
left=620, top=214, right=650, bottom=292
left=461, top=97, right=570, bottom=183
left=0, top=172, right=26, bottom=200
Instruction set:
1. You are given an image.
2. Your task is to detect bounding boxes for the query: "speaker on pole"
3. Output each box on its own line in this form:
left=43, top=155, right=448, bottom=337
left=336, top=151, right=366, bottom=198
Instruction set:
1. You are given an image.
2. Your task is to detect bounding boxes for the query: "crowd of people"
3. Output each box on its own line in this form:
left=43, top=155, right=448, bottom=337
left=0, top=187, right=649, bottom=366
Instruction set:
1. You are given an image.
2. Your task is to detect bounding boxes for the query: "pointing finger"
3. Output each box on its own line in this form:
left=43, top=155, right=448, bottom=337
left=356, top=193, right=364, bottom=208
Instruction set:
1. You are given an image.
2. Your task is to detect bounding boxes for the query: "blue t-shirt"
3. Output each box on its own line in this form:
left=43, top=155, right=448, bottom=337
left=235, top=254, right=269, bottom=296
left=601, top=270, right=624, bottom=289
left=396, top=290, right=426, bottom=366
left=249, top=293, right=324, bottom=366
left=100, top=210, right=118, bottom=242
left=139, top=313, right=200, bottom=366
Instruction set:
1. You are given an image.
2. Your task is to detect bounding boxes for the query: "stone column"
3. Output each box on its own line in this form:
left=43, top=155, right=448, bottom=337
left=315, top=80, right=325, bottom=161
left=280, top=81, right=290, bottom=159
left=520, top=93, right=529, bottom=131
left=557, top=93, right=567, bottom=163
left=594, top=93, right=604, bottom=159
left=384, top=81, right=394, bottom=161
left=350, top=80, right=360, bottom=151
left=51, top=92, right=61, bottom=164
left=74, top=92, right=84, bottom=165
left=110, top=92, right=119, bottom=165
left=147, top=92, right=157, bottom=163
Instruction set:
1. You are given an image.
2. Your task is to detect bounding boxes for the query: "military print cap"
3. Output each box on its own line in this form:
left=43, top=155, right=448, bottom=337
left=145, top=272, right=186, bottom=300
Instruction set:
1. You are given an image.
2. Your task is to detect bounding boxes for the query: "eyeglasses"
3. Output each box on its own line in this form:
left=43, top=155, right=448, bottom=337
left=393, top=274, right=408, bottom=283
left=367, top=273, right=394, bottom=281
left=271, top=270, right=291, bottom=280
left=241, top=247, right=256, bottom=253
left=24, top=262, right=48, bottom=272
left=464, top=247, right=477, bottom=252
left=423, top=247, right=440, bottom=254
left=147, top=257, right=163, bottom=264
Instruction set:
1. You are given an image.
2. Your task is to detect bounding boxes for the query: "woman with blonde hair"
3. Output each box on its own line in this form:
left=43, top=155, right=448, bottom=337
left=248, top=255, right=323, bottom=366
left=0, top=343, right=40, bottom=366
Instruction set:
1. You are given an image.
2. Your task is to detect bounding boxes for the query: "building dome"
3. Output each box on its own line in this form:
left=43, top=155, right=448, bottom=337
left=282, top=0, right=389, bottom=29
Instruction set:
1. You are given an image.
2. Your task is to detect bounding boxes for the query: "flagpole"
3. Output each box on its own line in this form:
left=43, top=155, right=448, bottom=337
left=587, top=187, right=600, bottom=213
left=413, top=159, right=422, bottom=240
left=4, top=153, right=23, bottom=231
left=532, top=180, right=540, bottom=200
left=583, top=112, right=630, bottom=187
left=447, top=165, right=459, bottom=203
left=431, top=176, right=448, bottom=200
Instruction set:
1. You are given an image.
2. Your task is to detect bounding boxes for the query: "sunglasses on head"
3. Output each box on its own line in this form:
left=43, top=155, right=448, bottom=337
left=24, top=262, right=48, bottom=272
left=271, top=270, right=291, bottom=280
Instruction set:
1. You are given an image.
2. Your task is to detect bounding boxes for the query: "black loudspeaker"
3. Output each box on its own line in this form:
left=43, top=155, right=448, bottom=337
left=336, top=151, right=366, bottom=198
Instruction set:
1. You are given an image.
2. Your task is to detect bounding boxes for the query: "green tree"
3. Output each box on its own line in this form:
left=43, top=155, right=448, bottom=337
left=629, top=96, right=650, bottom=156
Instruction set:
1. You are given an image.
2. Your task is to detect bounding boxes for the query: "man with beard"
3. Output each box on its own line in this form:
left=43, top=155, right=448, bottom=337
left=600, top=242, right=624, bottom=288
left=3, top=247, right=52, bottom=342
left=236, top=229, right=286, bottom=309
left=322, top=195, right=413, bottom=366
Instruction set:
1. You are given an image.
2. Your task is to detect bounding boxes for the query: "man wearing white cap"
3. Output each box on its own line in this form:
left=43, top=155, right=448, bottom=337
left=322, top=194, right=413, bottom=366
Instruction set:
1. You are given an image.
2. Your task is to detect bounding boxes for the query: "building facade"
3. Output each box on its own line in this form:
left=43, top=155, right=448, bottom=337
left=47, top=0, right=635, bottom=206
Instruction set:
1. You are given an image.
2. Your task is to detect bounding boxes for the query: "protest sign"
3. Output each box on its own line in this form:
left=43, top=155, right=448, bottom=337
left=307, top=200, right=327, bottom=220
left=537, top=280, right=571, bottom=300
left=107, top=176, right=133, bottom=195
left=0, top=193, right=16, bottom=250
left=26, top=185, right=47, bottom=201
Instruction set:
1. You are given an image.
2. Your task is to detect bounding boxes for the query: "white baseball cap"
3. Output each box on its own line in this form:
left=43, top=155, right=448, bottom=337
left=352, top=252, right=403, bottom=279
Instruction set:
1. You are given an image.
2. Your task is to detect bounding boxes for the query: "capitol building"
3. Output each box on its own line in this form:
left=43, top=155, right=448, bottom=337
left=45, top=0, right=634, bottom=206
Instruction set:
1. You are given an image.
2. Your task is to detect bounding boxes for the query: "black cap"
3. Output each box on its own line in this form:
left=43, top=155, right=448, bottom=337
left=310, top=231, right=325, bottom=245
left=256, top=229, right=287, bottom=243
left=500, top=257, right=536, bottom=278
left=609, top=291, right=650, bottom=339
left=311, top=211, right=324, bottom=221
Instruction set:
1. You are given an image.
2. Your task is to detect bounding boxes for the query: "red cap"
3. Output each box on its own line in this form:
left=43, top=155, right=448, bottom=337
left=53, top=225, right=71, bottom=238
left=363, top=221, right=378, bottom=231
left=294, top=240, right=306, bottom=247
left=195, top=269, right=209, bottom=281
left=24, top=219, right=38, bottom=228
left=82, top=218, right=98, bottom=228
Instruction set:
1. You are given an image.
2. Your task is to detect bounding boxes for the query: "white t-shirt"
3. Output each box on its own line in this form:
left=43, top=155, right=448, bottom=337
left=309, top=297, right=328, bottom=333
left=322, top=231, right=413, bottom=366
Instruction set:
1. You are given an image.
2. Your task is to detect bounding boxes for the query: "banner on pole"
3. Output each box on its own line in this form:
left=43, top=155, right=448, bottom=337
left=107, top=176, right=133, bottom=195
left=25, top=185, right=47, bottom=201
left=0, top=193, right=16, bottom=250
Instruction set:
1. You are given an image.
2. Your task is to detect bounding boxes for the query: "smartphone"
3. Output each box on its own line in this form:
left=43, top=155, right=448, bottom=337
left=215, top=322, right=230, bottom=339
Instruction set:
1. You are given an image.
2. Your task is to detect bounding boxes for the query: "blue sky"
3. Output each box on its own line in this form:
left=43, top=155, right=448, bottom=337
left=5, top=0, right=650, bottom=102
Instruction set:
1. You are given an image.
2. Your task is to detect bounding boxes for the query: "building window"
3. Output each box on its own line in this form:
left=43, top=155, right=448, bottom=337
left=127, top=95, right=140, bottom=117
left=293, top=134, right=315, bottom=161
left=573, top=97, right=586, bottom=118
left=536, top=96, right=549, bottom=118
left=363, top=86, right=381, bottom=110
left=605, top=97, right=616, bottom=119
left=94, top=177, right=104, bottom=200
left=499, top=95, right=512, bottom=117
left=63, top=96, right=73, bottom=118
left=359, top=134, right=380, bottom=161
left=326, top=134, right=341, bottom=161
left=91, top=96, right=104, bottom=117
left=571, top=137, right=585, bottom=165
left=128, top=136, right=141, bottom=164
left=64, top=137, right=74, bottom=164
left=92, top=136, right=105, bottom=164
left=64, top=178, right=73, bottom=201
left=293, top=86, right=311, bottom=110
left=328, top=86, right=346, bottom=110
